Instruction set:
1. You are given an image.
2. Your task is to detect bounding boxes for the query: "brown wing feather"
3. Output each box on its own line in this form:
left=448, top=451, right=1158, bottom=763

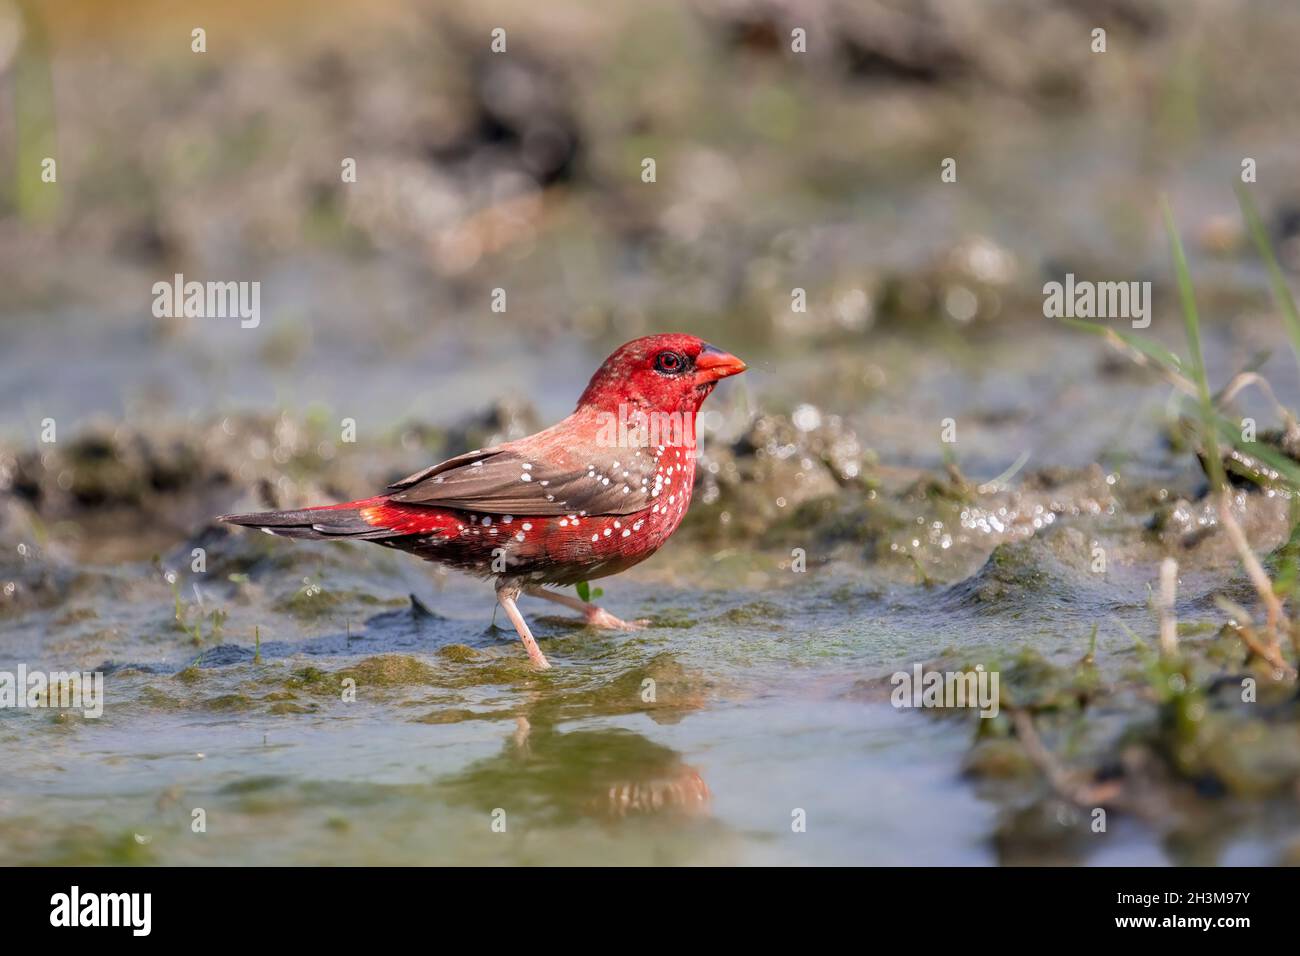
left=388, top=446, right=669, bottom=517
left=387, top=448, right=498, bottom=491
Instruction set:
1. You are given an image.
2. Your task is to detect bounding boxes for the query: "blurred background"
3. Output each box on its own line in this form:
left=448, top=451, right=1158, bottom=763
left=5, top=0, right=1300, bottom=866
left=6, top=0, right=1300, bottom=455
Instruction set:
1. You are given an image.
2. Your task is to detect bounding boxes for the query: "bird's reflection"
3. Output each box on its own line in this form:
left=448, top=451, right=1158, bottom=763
left=521, top=715, right=710, bottom=820
left=441, top=715, right=711, bottom=825
left=432, top=649, right=720, bottom=824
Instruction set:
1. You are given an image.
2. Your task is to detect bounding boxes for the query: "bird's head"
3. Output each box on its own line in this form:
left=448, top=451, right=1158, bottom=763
left=576, top=333, right=747, bottom=416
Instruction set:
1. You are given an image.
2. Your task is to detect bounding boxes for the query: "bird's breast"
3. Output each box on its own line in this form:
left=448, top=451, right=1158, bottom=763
left=513, top=448, right=697, bottom=583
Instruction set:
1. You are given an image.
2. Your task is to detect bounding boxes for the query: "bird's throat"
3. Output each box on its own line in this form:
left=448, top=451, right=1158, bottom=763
left=589, top=401, right=702, bottom=456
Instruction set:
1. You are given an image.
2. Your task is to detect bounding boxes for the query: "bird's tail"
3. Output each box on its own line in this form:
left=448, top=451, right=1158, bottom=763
left=217, top=496, right=396, bottom=540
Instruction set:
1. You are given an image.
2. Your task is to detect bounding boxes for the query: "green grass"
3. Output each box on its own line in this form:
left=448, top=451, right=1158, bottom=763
left=1161, top=196, right=1225, bottom=491
left=1071, top=191, right=1300, bottom=494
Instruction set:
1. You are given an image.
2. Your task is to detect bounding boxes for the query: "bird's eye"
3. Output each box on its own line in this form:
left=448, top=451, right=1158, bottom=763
left=653, top=350, right=687, bottom=375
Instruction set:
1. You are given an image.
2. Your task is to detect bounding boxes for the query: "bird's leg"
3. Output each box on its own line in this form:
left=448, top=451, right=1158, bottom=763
left=496, top=583, right=551, bottom=669
left=524, top=585, right=648, bottom=630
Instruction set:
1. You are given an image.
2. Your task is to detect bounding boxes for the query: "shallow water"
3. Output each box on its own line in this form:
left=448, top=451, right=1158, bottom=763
left=0, top=510, right=1289, bottom=867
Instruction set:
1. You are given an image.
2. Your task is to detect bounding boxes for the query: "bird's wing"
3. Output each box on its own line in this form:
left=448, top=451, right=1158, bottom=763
left=387, top=446, right=674, bottom=516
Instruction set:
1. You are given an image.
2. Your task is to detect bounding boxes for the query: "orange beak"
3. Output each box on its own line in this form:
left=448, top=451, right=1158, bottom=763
left=695, top=343, right=747, bottom=380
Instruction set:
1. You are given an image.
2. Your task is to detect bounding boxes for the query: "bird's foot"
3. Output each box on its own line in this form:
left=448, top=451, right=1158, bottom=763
left=583, top=606, right=650, bottom=630
left=522, top=585, right=648, bottom=631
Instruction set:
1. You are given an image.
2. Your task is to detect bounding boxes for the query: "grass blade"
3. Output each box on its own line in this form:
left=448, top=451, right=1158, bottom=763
left=1064, top=319, right=1186, bottom=376
left=1162, top=197, right=1225, bottom=490
left=1236, top=183, right=1300, bottom=376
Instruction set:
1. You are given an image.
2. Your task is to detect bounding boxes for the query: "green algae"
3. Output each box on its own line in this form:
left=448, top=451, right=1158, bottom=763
left=272, top=583, right=401, bottom=622
left=268, top=701, right=317, bottom=715
left=138, top=685, right=185, bottom=710
left=713, top=600, right=788, bottom=625
left=43, top=828, right=158, bottom=867
left=339, top=654, right=439, bottom=687
left=174, top=665, right=205, bottom=684
left=200, top=693, right=256, bottom=712
left=412, top=707, right=500, bottom=725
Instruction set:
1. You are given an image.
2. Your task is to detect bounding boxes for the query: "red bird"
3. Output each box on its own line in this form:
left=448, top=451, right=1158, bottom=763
left=218, top=334, right=747, bottom=668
